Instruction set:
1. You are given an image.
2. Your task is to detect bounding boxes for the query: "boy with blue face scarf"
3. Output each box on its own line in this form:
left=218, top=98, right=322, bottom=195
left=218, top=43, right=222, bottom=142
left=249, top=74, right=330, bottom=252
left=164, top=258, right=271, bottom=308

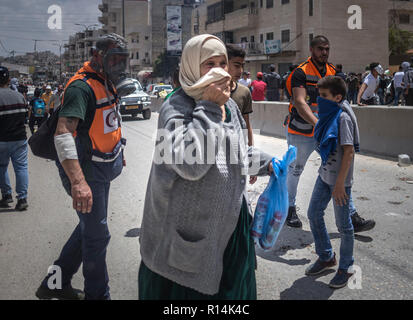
left=306, top=76, right=360, bottom=289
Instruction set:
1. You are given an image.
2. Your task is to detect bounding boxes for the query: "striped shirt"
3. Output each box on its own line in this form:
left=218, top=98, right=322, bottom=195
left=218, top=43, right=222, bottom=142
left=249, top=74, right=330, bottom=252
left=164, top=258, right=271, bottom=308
left=0, top=87, right=28, bottom=141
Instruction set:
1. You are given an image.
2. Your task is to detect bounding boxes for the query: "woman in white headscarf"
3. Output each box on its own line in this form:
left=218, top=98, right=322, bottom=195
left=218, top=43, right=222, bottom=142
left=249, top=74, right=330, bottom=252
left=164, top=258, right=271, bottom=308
left=138, top=34, right=274, bottom=299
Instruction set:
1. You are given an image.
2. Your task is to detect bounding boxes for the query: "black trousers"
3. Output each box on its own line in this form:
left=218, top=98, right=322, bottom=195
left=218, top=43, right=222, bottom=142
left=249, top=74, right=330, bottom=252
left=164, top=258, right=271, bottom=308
left=29, top=115, right=46, bottom=134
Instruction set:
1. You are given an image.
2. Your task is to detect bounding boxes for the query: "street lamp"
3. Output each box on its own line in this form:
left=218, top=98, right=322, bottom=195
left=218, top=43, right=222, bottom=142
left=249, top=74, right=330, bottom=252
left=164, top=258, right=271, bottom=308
left=52, top=41, right=68, bottom=84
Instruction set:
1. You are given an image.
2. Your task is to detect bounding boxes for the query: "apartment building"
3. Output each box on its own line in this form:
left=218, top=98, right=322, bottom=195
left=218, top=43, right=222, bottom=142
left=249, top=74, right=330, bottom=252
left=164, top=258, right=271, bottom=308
left=193, top=0, right=413, bottom=76
left=98, top=0, right=152, bottom=78
left=63, top=28, right=103, bottom=74
left=151, top=0, right=199, bottom=67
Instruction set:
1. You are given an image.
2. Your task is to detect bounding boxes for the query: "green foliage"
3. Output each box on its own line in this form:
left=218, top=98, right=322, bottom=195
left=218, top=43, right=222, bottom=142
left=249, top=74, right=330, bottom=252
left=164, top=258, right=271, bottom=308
left=389, top=25, right=413, bottom=56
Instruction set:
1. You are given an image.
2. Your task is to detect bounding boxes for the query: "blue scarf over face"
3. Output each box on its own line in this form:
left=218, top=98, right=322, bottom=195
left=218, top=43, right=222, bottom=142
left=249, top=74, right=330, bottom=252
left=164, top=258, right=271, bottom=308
left=314, top=96, right=343, bottom=165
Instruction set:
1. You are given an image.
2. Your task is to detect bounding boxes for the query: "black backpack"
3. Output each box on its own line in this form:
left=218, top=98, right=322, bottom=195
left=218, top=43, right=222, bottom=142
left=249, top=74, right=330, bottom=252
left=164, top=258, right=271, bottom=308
left=28, top=105, right=61, bottom=161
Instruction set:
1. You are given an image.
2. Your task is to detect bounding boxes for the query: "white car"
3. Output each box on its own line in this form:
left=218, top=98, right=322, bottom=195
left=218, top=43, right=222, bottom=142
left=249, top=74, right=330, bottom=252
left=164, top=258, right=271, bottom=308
left=151, top=85, right=173, bottom=97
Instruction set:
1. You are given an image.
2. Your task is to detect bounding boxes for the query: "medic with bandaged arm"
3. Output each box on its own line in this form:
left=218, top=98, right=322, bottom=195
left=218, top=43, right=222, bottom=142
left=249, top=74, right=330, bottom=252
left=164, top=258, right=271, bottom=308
left=36, top=34, right=135, bottom=300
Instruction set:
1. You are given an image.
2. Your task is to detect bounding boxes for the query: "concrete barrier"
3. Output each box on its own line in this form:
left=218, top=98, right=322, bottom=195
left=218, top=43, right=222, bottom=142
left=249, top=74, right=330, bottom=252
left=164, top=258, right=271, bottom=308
left=250, top=101, right=413, bottom=159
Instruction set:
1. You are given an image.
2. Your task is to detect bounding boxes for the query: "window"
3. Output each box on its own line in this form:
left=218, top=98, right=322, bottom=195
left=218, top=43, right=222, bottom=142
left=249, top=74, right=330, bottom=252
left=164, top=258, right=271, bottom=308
left=136, top=52, right=139, bottom=60
left=281, top=29, right=290, bottom=43
left=309, top=33, right=314, bottom=46
left=309, top=0, right=313, bottom=16
left=266, top=32, right=274, bottom=40
left=267, top=0, right=274, bottom=8
left=145, top=36, right=149, bottom=40
left=260, top=0, right=263, bottom=8
left=250, top=35, right=255, bottom=43
left=241, top=36, right=248, bottom=43
left=400, top=14, right=410, bottom=24
left=207, top=2, right=224, bottom=23
left=281, top=0, right=289, bottom=4
left=260, top=34, right=264, bottom=43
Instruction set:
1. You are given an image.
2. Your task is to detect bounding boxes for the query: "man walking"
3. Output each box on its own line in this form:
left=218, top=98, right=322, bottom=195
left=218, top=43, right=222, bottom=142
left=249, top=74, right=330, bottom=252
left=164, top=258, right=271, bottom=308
left=35, top=33, right=129, bottom=300
left=0, top=66, right=29, bottom=211
left=47, top=84, right=63, bottom=115
left=285, top=35, right=375, bottom=233
left=402, top=62, right=413, bottom=106
left=264, top=64, right=281, bottom=101
left=393, top=65, right=405, bottom=106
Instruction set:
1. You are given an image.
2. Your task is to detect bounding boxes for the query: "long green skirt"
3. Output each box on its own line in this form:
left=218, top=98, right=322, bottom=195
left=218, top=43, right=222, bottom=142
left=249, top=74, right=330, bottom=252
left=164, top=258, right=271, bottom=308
left=138, top=197, right=257, bottom=300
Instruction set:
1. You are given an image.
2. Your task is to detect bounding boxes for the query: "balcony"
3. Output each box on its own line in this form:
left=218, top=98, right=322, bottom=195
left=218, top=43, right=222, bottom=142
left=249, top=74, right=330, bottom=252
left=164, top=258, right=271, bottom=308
left=130, top=59, right=140, bottom=67
left=234, top=42, right=265, bottom=55
left=206, top=7, right=258, bottom=33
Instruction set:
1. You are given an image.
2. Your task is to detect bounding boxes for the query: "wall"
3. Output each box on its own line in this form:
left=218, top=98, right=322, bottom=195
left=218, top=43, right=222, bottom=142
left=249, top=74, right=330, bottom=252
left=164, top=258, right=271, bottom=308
left=249, top=101, right=413, bottom=159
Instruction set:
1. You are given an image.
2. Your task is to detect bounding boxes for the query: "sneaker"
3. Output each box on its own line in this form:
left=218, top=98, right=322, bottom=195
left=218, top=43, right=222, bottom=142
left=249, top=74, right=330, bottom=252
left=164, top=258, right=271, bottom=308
left=0, top=194, right=13, bottom=208
left=286, top=206, right=302, bottom=228
left=329, top=269, right=353, bottom=289
left=35, top=284, right=85, bottom=300
left=305, top=253, right=337, bottom=276
left=15, top=198, right=28, bottom=211
left=351, top=212, right=375, bottom=233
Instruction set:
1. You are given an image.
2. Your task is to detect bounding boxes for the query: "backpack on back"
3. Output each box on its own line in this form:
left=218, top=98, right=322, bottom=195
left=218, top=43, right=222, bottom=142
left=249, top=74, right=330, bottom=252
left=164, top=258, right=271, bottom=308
left=33, top=98, right=46, bottom=117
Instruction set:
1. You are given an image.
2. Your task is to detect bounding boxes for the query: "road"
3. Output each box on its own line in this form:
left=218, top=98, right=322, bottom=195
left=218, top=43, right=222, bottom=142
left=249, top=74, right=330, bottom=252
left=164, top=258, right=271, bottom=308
left=1, top=113, right=412, bottom=300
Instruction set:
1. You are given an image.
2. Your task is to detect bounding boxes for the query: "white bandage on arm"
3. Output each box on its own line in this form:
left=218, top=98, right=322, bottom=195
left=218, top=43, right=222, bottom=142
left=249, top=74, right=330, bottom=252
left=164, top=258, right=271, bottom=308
left=54, top=133, right=79, bottom=163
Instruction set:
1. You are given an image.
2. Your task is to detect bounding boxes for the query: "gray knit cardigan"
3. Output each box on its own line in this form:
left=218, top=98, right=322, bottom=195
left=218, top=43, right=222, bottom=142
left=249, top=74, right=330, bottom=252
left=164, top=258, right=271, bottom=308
left=139, top=88, right=273, bottom=295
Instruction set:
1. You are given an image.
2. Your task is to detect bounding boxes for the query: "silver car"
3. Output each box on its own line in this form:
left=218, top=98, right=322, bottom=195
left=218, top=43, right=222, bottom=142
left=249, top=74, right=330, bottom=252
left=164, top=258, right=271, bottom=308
left=120, top=80, right=152, bottom=120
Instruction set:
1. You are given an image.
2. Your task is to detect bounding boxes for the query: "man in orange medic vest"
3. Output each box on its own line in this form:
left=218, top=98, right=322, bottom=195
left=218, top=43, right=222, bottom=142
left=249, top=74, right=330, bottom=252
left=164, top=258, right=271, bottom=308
left=285, top=35, right=375, bottom=233
left=36, top=34, right=134, bottom=300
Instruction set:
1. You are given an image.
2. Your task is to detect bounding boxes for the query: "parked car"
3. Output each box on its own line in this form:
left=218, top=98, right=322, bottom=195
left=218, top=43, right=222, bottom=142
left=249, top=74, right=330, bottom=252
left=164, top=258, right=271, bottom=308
left=120, top=80, right=152, bottom=120
left=151, top=85, right=173, bottom=98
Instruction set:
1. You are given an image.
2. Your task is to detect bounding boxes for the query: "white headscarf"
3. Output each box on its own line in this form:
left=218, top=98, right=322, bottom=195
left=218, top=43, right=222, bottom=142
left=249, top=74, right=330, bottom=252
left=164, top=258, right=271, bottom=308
left=179, top=34, right=231, bottom=101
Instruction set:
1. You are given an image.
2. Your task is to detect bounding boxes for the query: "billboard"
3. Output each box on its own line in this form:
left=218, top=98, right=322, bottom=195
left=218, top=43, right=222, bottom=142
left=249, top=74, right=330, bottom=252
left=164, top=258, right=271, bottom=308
left=166, top=6, right=182, bottom=54
left=264, top=40, right=281, bottom=55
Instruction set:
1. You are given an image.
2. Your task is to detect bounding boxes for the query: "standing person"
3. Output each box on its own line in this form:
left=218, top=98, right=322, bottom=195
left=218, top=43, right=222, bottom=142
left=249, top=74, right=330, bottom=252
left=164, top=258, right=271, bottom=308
left=346, top=73, right=359, bottom=105
left=335, top=64, right=346, bottom=81
left=377, top=72, right=390, bottom=105
left=306, top=76, right=358, bottom=289
left=0, top=66, right=29, bottom=211
left=41, top=85, right=53, bottom=116
left=285, top=35, right=375, bottom=232
left=393, top=65, right=405, bottom=106
left=251, top=72, right=267, bottom=101
left=238, top=71, right=252, bottom=88
left=402, top=61, right=413, bottom=106
left=28, top=88, right=46, bottom=134
left=47, top=84, right=64, bottom=115
left=138, top=34, right=274, bottom=300
left=264, top=64, right=281, bottom=101
left=357, top=63, right=382, bottom=106
left=226, top=44, right=254, bottom=147
left=35, top=33, right=129, bottom=300
left=281, top=65, right=298, bottom=101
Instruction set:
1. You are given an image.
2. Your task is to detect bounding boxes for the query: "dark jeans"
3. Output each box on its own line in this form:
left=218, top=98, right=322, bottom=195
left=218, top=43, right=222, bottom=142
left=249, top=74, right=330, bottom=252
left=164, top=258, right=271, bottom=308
left=266, top=89, right=280, bottom=101
left=347, top=90, right=358, bottom=104
left=29, top=115, right=46, bottom=134
left=41, top=178, right=111, bottom=300
left=406, top=89, right=413, bottom=106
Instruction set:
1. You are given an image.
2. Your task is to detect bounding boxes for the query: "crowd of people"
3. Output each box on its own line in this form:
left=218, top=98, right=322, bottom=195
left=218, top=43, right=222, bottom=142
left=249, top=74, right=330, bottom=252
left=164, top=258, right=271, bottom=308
left=0, top=32, right=382, bottom=300
left=242, top=58, right=413, bottom=108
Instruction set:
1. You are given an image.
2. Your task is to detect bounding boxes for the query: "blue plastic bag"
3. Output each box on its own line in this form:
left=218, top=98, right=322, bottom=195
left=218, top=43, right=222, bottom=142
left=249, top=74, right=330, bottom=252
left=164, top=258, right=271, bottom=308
left=251, top=145, right=297, bottom=251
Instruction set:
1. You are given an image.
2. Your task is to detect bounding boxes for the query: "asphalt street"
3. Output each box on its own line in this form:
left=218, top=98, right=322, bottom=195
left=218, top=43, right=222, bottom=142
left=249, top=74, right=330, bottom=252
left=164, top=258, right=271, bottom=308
left=1, top=113, right=412, bottom=300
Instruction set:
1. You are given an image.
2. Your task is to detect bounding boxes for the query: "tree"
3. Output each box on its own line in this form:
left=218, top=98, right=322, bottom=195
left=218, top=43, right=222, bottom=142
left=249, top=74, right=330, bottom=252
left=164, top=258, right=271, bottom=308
left=152, top=51, right=179, bottom=79
left=389, top=25, right=413, bottom=56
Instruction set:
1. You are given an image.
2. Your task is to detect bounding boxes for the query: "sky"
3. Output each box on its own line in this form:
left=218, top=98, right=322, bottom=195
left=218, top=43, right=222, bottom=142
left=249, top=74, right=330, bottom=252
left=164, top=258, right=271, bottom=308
left=0, top=0, right=102, bottom=56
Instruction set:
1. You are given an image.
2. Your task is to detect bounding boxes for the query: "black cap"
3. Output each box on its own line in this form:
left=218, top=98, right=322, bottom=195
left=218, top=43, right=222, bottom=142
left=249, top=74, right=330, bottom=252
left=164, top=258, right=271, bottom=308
left=0, top=66, right=9, bottom=84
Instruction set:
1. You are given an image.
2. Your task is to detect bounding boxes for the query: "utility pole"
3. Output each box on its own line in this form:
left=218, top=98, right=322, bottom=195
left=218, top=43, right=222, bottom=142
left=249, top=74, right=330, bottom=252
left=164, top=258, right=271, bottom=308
left=122, top=0, right=125, bottom=37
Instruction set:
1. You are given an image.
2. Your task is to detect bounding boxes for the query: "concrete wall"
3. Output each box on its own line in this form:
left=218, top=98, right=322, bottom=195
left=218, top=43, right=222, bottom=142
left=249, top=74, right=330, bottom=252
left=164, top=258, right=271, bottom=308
left=249, top=102, right=413, bottom=159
